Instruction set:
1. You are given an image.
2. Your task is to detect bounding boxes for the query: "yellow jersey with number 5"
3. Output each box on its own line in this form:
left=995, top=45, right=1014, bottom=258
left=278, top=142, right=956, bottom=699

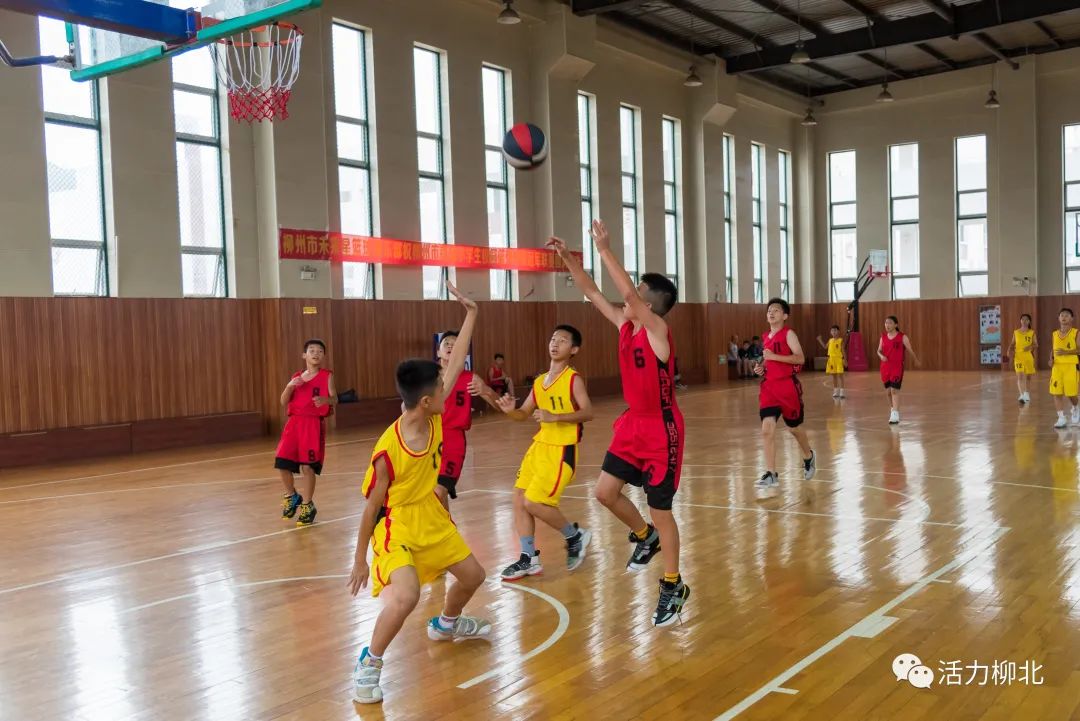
left=531, top=367, right=582, bottom=445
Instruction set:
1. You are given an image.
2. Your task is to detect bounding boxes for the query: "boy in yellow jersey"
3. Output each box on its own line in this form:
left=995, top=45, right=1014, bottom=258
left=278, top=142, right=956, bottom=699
left=816, top=325, right=846, bottom=398
left=1005, top=313, right=1038, bottom=404
left=348, top=282, right=491, bottom=705
left=485, top=325, right=595, bottom=580
left=1049, top=307, right=1080, bottom=428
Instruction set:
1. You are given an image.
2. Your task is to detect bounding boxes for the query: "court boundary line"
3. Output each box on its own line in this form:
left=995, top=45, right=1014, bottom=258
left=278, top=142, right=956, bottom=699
left=125, top=574, right=349, bottom=613
left=457, top=582, right=570, bottom=690
left=712, top=525, right=1010, bottom=720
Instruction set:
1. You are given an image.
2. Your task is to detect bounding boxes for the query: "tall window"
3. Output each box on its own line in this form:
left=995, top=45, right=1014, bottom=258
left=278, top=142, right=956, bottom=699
left=778, top=149, right=792, bottom=299
left=172, top=48, right=227, bottom=297
left=751, top=142, right=765, bottom=303
left=956, top=134, right=988, bottom=297
left=40, top=18, right=108, bottom=296
left=620, top=104, right=641, bottom=284
left=578, top=93, right=598, bottom=281
left=828, top=150, right=858, bottom=302
left=483, top=65, right=513, bottom=300
left=1063, top=125, right=1080, bottom=292
left=723, top=134, right=736, bottom=301
left=332, top=23, right=375, bottom=299
left=414, top=45, right=450, bottom=300
left=662, top=117, right=681, bottom=288
left=889, top=143, right=920, bottom=299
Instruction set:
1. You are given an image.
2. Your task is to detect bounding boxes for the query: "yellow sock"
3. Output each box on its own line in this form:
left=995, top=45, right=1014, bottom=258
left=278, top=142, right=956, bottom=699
left=633, top=525, right=650, bottom=541
left=663, top=572, right=680, bottom=584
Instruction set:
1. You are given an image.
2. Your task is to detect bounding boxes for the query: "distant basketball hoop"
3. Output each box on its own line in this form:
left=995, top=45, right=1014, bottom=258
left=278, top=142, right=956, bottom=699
left=214, top=21, right=303, bottom=122
left=868, top=248, right=890, bottom=278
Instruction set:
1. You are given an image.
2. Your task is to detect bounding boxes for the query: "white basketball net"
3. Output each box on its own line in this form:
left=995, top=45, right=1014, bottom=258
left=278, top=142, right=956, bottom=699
left=214, top=22, right=303, bottom=122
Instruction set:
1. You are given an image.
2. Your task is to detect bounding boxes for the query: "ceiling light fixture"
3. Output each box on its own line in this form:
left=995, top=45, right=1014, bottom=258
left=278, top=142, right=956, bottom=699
left=684, top=65, right=703, bottom=87
left=877, top=82, right=894, bottom=102
left=497, top=0, right=521, bottom=25
left=985, top=63, right=1000, bottom=109
left=801, top=107, right=818, bottom=126
left=791, top=0, right=810, bottom=64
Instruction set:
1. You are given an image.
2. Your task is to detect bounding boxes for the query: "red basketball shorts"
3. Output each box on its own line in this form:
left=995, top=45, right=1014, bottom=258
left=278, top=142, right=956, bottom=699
left=759, top=376, right=805, bottom=428
left=601, top=411, right=685, bottom=511
left=881, top=363, right=904, bottom=389
left=274, top=416, right=326, bottom=475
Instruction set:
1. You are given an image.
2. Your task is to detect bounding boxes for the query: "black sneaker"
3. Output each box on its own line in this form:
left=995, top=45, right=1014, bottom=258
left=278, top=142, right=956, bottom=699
left=653, top=578, right=690, bottom=627
left=803, top=451, right=817, bottom=481
left=296, top=500, right=317, bottom=527
left=566, top=524, right=593, bottom=571
left=626, top=525, right=661, bottom=572
left=500, top=552, right=542, bottom=581
left=281, top=492, right=302, bottom=519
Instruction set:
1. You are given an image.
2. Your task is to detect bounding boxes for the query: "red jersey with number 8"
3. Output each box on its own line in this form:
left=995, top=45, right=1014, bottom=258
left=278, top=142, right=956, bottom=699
left=442, top=370, right=473, bottom=431
left=286, top=369, right=333, bottom=418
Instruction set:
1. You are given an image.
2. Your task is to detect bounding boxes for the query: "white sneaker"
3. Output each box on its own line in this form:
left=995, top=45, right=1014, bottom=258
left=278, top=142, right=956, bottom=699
left=1018, top=393, right=1025, bottom=403
left=352, top=648, right=383, bottom=704
left=1055, top=414, right=1068, bottom=429
left=832, top=389, right=840, bottom=398
left=838, top=390, right=845, bottom=399
left=427, top=615, right=492, bottom=641
left=889, top=410, right=900, bottom=425
left=1072, top=409, right=1080, bottom=426
left=1022, top=392, right=1031, bottom=403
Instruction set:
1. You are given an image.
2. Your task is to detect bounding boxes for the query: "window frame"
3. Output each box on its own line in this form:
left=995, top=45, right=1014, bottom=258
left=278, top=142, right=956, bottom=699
left=332, top=21, right=376, bottom=299
left=483, top=63, right=514, bottom=301
left=1063, top=124, right=1080, bottom=293
left=723, top=133, right=736, bottom=302
left=661, top=116, right=681, bottom=290
left=888, top=142, right=920, bottom=300
left=414, top=44, right=451, bottom=301
left=955, top=134, right=988, bottom=297
left=40, top=18, right=109, bottom=297
left=828, top=149, right=858, bottom=302
left=578, top=92, right=599, bottom=282
left=778, top=148, right=792, bottom=300
left=750, top=142, right=765, bottom=303
left=619, top=103, right=642, bottom=285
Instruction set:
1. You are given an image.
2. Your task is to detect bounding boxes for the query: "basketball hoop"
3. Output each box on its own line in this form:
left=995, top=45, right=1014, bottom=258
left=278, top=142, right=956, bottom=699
left=868, top=248, right=889, bottom=278
left=214, top=21, right=302, bottom=122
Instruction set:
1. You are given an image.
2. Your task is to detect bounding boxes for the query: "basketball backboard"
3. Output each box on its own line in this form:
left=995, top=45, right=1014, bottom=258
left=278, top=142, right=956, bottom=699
left=66, top=0, right=319, bottom=81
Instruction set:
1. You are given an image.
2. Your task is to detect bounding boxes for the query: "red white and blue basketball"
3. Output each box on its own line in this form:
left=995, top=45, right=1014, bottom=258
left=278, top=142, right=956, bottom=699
left=502, top=122, right=548, bottom=169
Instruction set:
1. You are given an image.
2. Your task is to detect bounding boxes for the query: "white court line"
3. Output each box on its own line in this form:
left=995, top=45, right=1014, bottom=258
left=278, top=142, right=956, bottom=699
left=457, top=582, right=570, bottom=690
left=0, top=471, right=362, bottom=506
left=713, top=525, right=1010, bottom=721
left=125, top=574, right=348, bottom=613
left=467, top=489, right=964, bottom=529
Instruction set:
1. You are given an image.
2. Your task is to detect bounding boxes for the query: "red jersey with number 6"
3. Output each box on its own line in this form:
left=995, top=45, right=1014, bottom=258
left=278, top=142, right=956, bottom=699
left=442, top=370, right=473, bottom=431
left=618, top=322, right=680, bottom=417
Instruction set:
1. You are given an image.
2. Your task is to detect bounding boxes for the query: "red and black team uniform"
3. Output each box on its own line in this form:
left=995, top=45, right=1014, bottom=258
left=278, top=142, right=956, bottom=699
left=880, top=331, right=906, bottom=389
left=758, top=326, right=805, bottom=427
left=274, top=368, right=333, bottom=475
left=438, top=369, right=473, bottom=498
left=489, top=365, right=508, bottom=396
left=601, top=322, right=685, bottom=511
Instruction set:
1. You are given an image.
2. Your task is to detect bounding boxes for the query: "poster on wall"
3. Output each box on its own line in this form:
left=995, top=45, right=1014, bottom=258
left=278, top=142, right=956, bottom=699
left=981, top=346, right=1002, bottom=365
left=979, top=305, right=1002, bottom=344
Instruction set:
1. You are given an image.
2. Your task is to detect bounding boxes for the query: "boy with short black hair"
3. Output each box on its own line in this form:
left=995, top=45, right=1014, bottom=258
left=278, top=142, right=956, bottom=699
left=488, top=353, right=514, bottom=398
left=275, top=339, right=336, bottom=526
left=754, top=298, right=816, bottom=491
left=484, top=324, right=595, bottom=580
left=349, top=283, right=491, bottom=705
left=549, top=219, right=689, bottom=627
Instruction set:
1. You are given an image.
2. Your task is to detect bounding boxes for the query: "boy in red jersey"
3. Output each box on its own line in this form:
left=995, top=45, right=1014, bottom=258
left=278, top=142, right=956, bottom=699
left=877, top=315, right=920, bottom=425
left=488, top=353, right=514, bottom=398
left=275, top=339, right=336, bottom=526
left=549, top=219, right=688, bottom=627
left=434, top=330, right=496, bottom=509
left=752, top=299, right=816, bottom=491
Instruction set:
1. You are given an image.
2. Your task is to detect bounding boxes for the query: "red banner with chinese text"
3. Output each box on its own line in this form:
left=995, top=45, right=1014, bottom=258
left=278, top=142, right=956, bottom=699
left=278, top=229, right=580, bottom=272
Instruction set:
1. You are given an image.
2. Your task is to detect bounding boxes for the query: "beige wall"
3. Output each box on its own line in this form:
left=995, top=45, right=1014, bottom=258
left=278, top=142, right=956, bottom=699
left=812, top=50, right=1080, bottom=302
left=0, top=0, right=805, bottom=302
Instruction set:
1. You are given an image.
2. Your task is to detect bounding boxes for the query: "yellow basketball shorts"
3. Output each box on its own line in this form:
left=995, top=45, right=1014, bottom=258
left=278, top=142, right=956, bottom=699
left=1013, top=353, right=1035, bottom=375
left=369, top=506, right=472, bottom=598
left=515, top=441, right=577, bottom=507
left=825, top=357, right=844, bottom=375
left=1050, top=364, right=1080, bottom=397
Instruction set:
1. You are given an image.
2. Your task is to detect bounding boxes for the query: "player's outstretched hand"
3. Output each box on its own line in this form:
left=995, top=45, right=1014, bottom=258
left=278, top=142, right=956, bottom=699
left=752, top=361, right=764, bottom=377
left=446, top=280, right=477, bottom=311
left=347, top=559, right=370, bottom=596
left=590, top=219, right=611, bottom=252
left=547, top=236, right=570, bottom=259
left=496, top=394, right=518, bottom=413
left=468, top=375, right=486, bottom=397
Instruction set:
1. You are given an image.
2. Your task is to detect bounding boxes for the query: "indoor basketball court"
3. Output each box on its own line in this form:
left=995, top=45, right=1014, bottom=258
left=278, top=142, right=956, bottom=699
left=1, top=0, right=1079, bottom=719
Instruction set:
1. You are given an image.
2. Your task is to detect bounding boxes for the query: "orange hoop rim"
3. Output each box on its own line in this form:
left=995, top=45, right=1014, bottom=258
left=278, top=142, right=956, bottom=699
left=215, top=21, right=303, bottom=48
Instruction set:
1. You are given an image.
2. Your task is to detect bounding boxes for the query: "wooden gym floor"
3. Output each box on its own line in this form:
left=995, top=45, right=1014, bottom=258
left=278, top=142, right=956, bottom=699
left=2, top=371, right=1079, bottom=721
